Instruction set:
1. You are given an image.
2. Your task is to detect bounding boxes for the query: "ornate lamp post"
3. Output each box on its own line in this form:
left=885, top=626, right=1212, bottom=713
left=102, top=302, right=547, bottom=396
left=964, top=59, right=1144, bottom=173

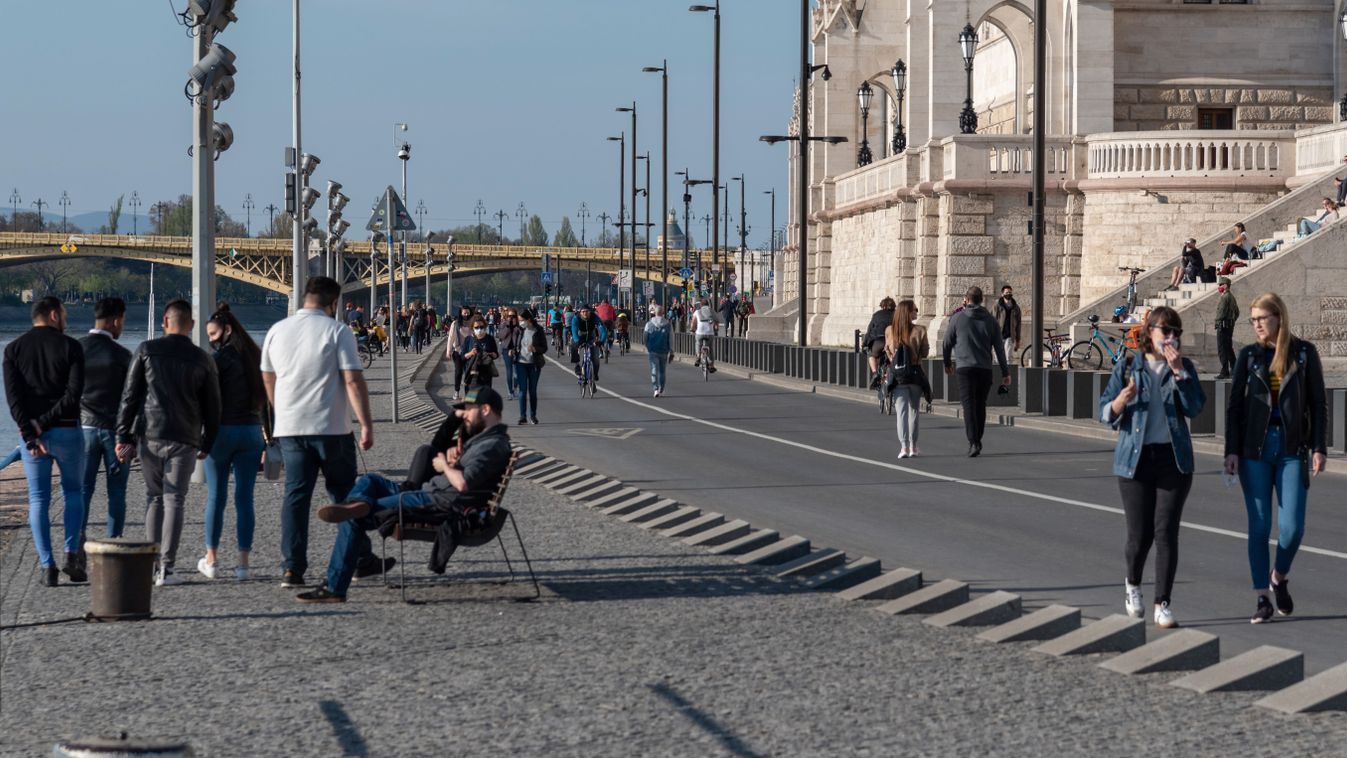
left=1340, top=10, right=1347, bottom=121
left=959, top=23, right=979, bottom=134
left=890, top=59, right=907, bottom=153
left=856, top=81, right=874, bottom=167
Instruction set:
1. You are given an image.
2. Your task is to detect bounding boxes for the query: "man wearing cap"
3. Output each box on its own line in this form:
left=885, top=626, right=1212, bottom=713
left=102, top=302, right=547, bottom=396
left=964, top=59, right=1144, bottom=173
left=1214, top=277, right=1238, bottom=380
left=297, top=387, right=512, bottom=603
left=570, top=304, right=608, bottom=383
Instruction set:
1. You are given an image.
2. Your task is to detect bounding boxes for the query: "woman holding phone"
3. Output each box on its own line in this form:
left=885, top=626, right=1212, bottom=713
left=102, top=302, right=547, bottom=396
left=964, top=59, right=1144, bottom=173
left=1224, top=293, right=1326, bottom=624
left=1099, top=306, right=1205, bottom=629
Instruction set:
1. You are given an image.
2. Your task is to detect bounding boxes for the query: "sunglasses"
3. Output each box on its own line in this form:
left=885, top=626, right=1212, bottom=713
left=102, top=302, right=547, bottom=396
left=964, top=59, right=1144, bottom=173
left=1154, top=325, right=1183, bottom=338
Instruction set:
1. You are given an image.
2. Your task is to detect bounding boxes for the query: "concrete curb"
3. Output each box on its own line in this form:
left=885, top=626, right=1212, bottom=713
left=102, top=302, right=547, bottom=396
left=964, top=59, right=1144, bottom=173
left=801, top=557, right=883, bottom=591
left=734, top=535, right=811, bottom=566
left=978, top=605, right=1081, bottom=644
left=1255, top=662, right=1347, bottom=714
left=875, top=579, right=970, bottom=616
left=553, top=475, right=611, bottom=497
left=708, top=529, right=781, bottom=556
left=1099, top=630, right=1220, bottom=675
left=617, top=499, right=681, bottom=524
left=638, top=506, right=702, bottom=531
left=837, top=568, right=922, bottom=601
left=1032, top=615, right=1146, bottom=657
left=1171, top=646, right=1305, bottom=693
left=924, top=591, right=1022, bottom=628
left=598, top=492, right=659, bottom=516
left=585, top=487, right=641, bottom=509
left=660, top=512, right=725, bottom=539
left=682, top=519, right=751, bottom=547
left=774, top=548, right=847, bottom=579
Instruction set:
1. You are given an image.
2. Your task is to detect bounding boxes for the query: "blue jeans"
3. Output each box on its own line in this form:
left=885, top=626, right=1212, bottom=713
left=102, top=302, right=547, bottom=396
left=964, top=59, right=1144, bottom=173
left=1239, top=425, right=1308, bottom=590
left=325, top=473, right=435, bottom=597
left=514, top=360, right=541, bottom=419
left=204, top=424, right=265, bottom=552
left=279, top=435, right=357, bottom=575
left=1297, top=219, right=1321, bottom=238
left=82, top=428, right=129, bottom=539
left=20, top=426, right=86, bottom=567
left=648, top=353, right=667, bottom=391
left=502, top=353, right=517, bottom=395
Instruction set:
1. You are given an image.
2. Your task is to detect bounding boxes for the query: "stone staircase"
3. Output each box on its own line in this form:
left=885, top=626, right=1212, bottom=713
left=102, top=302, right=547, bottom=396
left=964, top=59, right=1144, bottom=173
left=744, top=297, right=799, bottom=343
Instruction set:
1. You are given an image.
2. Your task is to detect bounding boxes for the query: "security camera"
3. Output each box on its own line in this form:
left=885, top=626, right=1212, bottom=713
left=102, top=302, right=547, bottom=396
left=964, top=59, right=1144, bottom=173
left=397, top=144, right=411, bottom=161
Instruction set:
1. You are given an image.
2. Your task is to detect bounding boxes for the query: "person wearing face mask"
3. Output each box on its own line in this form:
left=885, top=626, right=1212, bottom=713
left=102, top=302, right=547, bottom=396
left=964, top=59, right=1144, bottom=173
left=1098, top=306, right=1205, bottom=630
left=446, top=306, right=476, bottom=402
left=496, top=308, right=520, bottom=401
left=508, top=309, right=548, bottom=424
left=198, top=307, right=269, bottom=581
left=1214, top=277, right=1238, bottom=380
left=461, top=317, right=500, bottom=390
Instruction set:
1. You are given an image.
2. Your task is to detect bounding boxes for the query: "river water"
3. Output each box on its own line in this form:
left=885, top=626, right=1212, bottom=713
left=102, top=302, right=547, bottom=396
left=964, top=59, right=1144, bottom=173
left=0, top=303, right=287, bottom=456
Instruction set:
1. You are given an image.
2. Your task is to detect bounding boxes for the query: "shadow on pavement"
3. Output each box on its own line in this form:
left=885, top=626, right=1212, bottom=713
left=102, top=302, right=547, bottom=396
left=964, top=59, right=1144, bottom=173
left=648, top=681, right=764, bottom=758
left=319, top=699, right=371, bottom=757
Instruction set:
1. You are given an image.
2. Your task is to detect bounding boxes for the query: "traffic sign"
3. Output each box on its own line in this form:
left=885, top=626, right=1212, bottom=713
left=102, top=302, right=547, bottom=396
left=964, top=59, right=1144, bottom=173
left=60, top=242, right=78, bottom=253
left=617, top=269, right=634, bottom=290
left=679, top=267, right=693, bottom=279
left=541, top=271, right=554, bottom=284
left=727, top=285, right=738, bottom=295
left=365, top=185, right=417, bottom=232
left=728, top=272, right=737, bottom=281
left=642, top=280, right=655, bottom=298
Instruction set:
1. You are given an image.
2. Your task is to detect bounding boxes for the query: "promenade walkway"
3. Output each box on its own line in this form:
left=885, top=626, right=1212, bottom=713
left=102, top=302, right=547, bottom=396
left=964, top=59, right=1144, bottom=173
left=2, top=343, right=1344, bottom=754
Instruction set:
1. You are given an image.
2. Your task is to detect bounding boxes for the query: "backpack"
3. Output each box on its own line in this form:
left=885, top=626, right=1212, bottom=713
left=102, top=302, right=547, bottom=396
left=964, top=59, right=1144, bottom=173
left=886, top=343, right=920, bottom=389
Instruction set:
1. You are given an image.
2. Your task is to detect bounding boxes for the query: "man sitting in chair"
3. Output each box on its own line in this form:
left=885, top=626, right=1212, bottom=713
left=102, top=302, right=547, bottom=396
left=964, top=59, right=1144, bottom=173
left=296, top=387, right=512, bottom=603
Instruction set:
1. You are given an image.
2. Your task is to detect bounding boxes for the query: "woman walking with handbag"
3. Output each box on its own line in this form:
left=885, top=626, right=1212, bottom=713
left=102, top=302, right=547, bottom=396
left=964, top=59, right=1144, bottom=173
left=1098, top=306, right=1205, bottom=629
left=1224, top=293, right=1327, bottom=623
left=496, top=308, right=520, bottom=401
left=885, top=300, right=930, bottom=458
left=460, top=317, right=500, bottom=390
left=509, top=308, right=548, bottom=424
left=445, top=305, right=476, bottom=401
left=198, top=307, right=268, bottom=581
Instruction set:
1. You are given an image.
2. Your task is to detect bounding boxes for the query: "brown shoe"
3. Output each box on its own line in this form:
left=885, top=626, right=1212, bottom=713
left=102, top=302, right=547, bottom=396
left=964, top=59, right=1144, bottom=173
left=318, top=501, right=372, bottom=524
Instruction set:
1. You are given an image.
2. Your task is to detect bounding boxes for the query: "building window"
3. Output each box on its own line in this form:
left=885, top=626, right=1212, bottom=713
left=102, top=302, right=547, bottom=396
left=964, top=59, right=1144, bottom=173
left=1198, top=107, right=1234, bottom=129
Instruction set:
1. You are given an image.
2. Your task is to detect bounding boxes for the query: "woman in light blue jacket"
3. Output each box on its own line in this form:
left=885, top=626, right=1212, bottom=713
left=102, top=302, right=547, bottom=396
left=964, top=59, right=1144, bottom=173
left=644, top=305, right=674, bottom=397
left=1098, top=306, right=1205, bottom=630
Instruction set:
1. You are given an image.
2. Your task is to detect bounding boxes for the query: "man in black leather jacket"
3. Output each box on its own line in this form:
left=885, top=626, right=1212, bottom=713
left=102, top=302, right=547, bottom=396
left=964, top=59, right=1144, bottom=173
left=79, top=297, right=132, bottom=545
left=864, top=297, right=896, bottom=389
left=116, top=299, right=222, bottom=585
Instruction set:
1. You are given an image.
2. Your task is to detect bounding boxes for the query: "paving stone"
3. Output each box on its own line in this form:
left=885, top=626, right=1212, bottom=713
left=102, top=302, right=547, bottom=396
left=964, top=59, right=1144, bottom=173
left=1255, top=661, right=1347, bottom=714
left=801, top=557, right=882, bottom=591
left=553, top=475, right=611, bottom=497
left=708, top=529, right=781, bottom=556
left=598, top=492, right=660, bottom=517
left=925, top=591, right=1022, bottom=628
left=978, top=605, right=1081, bottom=644
left=836, top=568, right=922, bottom=601
left=637, top=506, right=701, bottom=531
left=618, top=499, right=681, bottom=524
left=1099, top=630, right=1219, bottom=675
left=774, top=548, right=847, bottom=579
left=660, top=512, right=725, bottom=538
left=875, top=579, right=970, bottom=616
left=1032, top=615, right=1146, bottom=657
left=734, top=536, right=811, bottom=566
left=681, top=519, right=751, bottom=547
left=1171, top=646, right=1305, bottom=693
left=585, top=486, right=640, bottom=509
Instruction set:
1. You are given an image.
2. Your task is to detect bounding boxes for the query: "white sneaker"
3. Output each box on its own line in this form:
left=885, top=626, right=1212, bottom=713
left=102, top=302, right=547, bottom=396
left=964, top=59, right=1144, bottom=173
left=196, top=557, right=218, bottom=580
left=157, top=569, right=185, bottom=587
left=234, top=566, right=251, bottom=581
left=1154, top=601, right=1178, bottom=628
left=451, top=392, right=461, bottom=401
left=1124, top=581, right=1144, bottom=619
left=897, top=449, right=909, bottom=459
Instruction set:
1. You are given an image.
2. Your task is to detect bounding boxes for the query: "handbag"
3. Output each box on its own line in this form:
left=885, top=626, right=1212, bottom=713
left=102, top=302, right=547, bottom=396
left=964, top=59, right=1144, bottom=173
left=262, top=439, right=283, bottom=481
left=481, top=357, right=499, bottom=378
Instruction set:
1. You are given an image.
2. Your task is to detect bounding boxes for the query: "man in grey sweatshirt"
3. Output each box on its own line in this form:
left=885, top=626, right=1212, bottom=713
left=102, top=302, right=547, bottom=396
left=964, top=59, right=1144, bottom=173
left=942, top=286, right=1011, bottom=457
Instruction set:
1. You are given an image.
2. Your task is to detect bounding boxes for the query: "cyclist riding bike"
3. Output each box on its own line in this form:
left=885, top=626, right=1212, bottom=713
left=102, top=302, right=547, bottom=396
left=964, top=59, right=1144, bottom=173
left=548, top=306, right=565, bottom=346
left=570, top=303, right=609, bottom=383
left=863, top=297, right=897, bottom=389
left=614, top=311, right=631, bottom=352
left=691, top=297, right=720, bottom=373
left=595, top=299, right=617, bottom=348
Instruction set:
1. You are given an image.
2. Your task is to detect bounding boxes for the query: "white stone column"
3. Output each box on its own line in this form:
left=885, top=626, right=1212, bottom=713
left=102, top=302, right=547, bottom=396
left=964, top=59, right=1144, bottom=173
left=905, top=0, right=930, bottom=147
left=927, top=0, right=967, bottom=140
left=1072, top=0, right=1114, bottom=135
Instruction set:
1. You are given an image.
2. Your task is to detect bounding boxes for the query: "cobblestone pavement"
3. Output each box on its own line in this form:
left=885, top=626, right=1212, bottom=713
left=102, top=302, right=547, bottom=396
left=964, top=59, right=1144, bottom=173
left=2, top=352, right=1345, bottom=756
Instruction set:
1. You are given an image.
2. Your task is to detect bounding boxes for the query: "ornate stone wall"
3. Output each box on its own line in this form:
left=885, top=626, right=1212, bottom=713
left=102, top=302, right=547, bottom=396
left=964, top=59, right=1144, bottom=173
left=1114, top=86, right=1334, bottom=131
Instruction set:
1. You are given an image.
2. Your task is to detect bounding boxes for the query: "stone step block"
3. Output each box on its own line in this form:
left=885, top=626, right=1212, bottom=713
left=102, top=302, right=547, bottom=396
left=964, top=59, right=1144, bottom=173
left=638, top=506, right=701, bottom=531
left=836, top=568, right=922, bottom=602
left=734, top=535, right=811, bottom=566
left=598, top=492, right=659, bottom=517
left=708, top=529, right=780, bottom=556
left=618, top=499, right=681, bottom=524
left=516, top=457, right=561, bottom=477
left=1032, top=614, right=1145, bottom=657
left=802, top=557, right=882, bottom=591
left=681, top=519, right=751, bottom=547
left=1171, top=646, right=1304, bottom=693
left=774, top=548, right=847, bottom=579
left=1099, top=629, right=1219, bottom=675
left=875, top=579, right=970, bottom=616
left=553, top=475, right=610, bottom=497
left=661, top=512, right=725, bottom=539
left=572, top=480, right=626, bottom=503
left=978, top=604, right=1081, bottom=644
left=533, top=466, right=584, bottom=486
left=924, top=591, right=1022, bottom=628
left=585, top=487, right=640, bottom=509
left=514, top=452, right=546, bottom=468
left=541, top=468, right=593, bottom=489
left=1255, top=661, right=1347, bottom=714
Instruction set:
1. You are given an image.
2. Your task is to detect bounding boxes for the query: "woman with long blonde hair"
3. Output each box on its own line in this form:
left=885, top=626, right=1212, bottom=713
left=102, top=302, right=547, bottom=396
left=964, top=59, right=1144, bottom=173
left=885, top=300, right=931, bottom=458
left=1224, top=293, right=1327, bottom=624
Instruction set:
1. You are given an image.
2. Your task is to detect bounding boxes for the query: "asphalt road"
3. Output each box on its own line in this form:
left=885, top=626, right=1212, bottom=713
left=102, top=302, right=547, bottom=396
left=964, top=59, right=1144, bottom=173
left=471, top=343, right=1347, bottom=676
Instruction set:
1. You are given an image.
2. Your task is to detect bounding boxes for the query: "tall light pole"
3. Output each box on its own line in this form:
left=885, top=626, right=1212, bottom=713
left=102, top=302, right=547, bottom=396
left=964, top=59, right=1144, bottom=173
left=264, top=203, right=277, bottom=234
left=474, top=199, right=486, bottom=242
left=1030, top=0, right=1047, bottom=366
left=637, top=152, right=651, bottom=294
left=690, top=2, right=721, bottom=312
left=606, top=133, right=625, bottom=297
left=516, top=202, right=528, bottom=244
left=959, top=23, right=980, bottom=134
left=7, top=189, right=18, bottom=230
left=578, top=202, right=590, bottom=247
left=242, top=192, right=254, bottom=236
left=291, top=0, right=304, bottom=313
left=32, top=198, right=46, bottom=230
left=763, top=188, right=776, bottom=291
left=616, top=103, right=638, bottom=309
left=732, top=174, right=748, bottom=268
left=59, top=191, right=70, bottom=234
left=396, top=125, right=411, bottom=306
left=443, top=235, right=455, bottom=313
left=494, top=208, right=507, bottom=242
left=890, top=59, right=908, bottom=153
left=643, top=60, right=670, bottom=308
left=856, top=81, right=874, bottom=166
left=415, top=200, right=426, bottom=241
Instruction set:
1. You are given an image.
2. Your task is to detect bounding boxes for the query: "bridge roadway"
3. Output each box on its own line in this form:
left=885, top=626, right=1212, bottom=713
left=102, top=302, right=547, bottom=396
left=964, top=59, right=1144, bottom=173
left=492, top=343, right=1347, bottom=676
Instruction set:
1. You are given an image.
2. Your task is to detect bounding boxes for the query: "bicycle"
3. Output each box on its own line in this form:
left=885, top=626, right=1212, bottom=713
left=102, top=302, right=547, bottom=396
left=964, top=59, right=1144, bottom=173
left=874, top=354, right=895, bottom=415
left=1019, top=328, right=1071, bottom=369
left=357, top=339, right=376, bottom=369
left=697, top=339, right=713, bottom=382
left=617, top=330, right=630, bottom=356
left=1066, top=314, right=1131, bottom=370
left=577, top=343, right=598, bottom=398
left=1116, top=266, right=1145, bottom=321
left=550, top=323, right=565, bottom=353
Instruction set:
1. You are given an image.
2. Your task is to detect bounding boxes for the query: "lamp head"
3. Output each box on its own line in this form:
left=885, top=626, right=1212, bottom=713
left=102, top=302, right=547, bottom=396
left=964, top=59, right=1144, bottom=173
left=397, top=143, right=410, bottom=161
left=300, top=186, right=320, bottom=211
left=960, top=23, right=979, bottom=65
left=891, top=59, right=907, bottom=94
left=299, top=153, right=321, bottom=177
left=326, top=179, right=342, bottom=197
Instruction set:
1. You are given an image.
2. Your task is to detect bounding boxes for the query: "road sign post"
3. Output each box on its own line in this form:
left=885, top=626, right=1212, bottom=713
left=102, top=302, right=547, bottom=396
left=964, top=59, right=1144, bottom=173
left=366, top=185, right=416, bottom=423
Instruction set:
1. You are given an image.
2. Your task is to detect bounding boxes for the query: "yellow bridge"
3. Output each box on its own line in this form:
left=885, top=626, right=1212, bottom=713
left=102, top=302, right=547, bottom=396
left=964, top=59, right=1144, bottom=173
left=0, top=232, right=698, bottom=296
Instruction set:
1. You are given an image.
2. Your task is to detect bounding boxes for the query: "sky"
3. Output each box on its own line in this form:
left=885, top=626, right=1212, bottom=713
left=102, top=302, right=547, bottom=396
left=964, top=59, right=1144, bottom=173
left=1, top=1, right=802, bottom=249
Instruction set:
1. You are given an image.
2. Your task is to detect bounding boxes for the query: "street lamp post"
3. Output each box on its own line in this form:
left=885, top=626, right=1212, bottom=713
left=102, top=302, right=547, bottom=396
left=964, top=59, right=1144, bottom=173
left=959, top=23, right=979, bottom=135
left=415, top=199, right=426, bottom=241
left=59, top=191, right=70, bottom=233
left=643, top=60, right=669, bottom=307
left=732, top=174, right=748, bottom=268
left=7, top=189, right=18, bottom=230
left=516, top=201, right=527, bottom=245
left=578, top=202, right=590, bottom=247
left=397, top=128, right=411, bottom=306
left=607, top=133, right=626, bottom=297
left=637, top=153, right=651, bottom=297
left=857, top=82, right=874, bottom=167
left=495, top=208, right=507, bottom=242
left=763, top=188, right=775, bottom=291
left=690, top=2, right=721, bottom=313
left=616, top=103, right=638, bottom=309
left=243, top=192, right=254, bottom=236
left=474, top=199, right=486, bottom=242
left=32, top=198, right=47, bottom=230
left=129, top=191, right=141, bottom=235
left=890, top=59, right=907, bottom=153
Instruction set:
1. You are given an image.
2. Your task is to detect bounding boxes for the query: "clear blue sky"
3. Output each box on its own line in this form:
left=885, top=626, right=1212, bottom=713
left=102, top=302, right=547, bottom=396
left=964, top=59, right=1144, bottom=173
left=1, top=1, right=803, bottom=248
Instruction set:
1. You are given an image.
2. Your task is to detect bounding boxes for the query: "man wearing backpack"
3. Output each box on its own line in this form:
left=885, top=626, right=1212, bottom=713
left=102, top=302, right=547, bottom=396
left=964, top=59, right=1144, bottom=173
left=692, top=297, right=721, bottom=372
left=942, top=286, right=1011, bottom=457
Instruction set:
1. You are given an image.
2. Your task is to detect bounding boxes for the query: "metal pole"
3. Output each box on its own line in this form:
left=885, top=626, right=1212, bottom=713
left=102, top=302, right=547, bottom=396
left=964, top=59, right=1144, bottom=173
left=712, top=2, right=721, bottom=303
left=369, top=244, right=376, bottom=316
left=644, top=152, right=652, bottom=303
left=738, top=174, right=747, bottom=267
left=798, top=0, right=809, bottom=347
left=291, top=0, right=305, bottom=314
left=617, top=134, right=625, bottom=299
left=191, top=24, right=215, bottom=350
left=629, top=103, right=638, bottom=310
left=400, top=157, right=409, bottom=306
left=388, top=191, right=399, bottom=423
left=661, top=61, right=669, bottom=308
left=1031, top=0, right=1047, bottom=367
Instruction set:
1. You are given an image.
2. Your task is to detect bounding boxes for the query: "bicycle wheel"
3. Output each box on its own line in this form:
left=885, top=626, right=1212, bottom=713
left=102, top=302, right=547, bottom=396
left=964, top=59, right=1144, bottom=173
left=1067, top=341, right=1104, bottom=370
left=360, top=346, right=373, bottom=369
left=1020, top=343, right=1058, bottom=369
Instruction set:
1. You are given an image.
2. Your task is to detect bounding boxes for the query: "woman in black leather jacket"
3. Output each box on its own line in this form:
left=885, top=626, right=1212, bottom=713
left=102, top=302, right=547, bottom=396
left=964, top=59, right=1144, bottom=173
left=1223, top=292, right=1327, bottom=624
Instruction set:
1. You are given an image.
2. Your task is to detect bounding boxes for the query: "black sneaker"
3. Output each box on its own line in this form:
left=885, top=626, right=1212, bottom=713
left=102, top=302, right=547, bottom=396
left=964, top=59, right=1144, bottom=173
left=296, top=587, right=345, bottom=604
left=280, top=570, right=306, bottom=588
left=62, top=552, right=88, bottom=583
left=42, top=566, right=59, bottom=587
left=1251, top=595, right=1274, bottom=624
left=530, top=417, right=539, bottom=425
left=353, top=556, right=396, bottom=580
left=517, top=417, right=527, bottom=425
left=1271, top=575, right=1294, bottom=616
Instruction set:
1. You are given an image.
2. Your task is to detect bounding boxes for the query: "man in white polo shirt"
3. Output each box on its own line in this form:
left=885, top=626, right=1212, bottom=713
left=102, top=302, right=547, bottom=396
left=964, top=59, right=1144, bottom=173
left=261, top=276, right=374, bottom=588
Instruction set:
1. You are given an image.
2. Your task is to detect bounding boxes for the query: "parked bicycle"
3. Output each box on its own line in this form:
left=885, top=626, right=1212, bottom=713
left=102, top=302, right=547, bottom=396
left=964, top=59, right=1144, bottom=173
left=1019, top=328, right=1071, bottom=369
left=1115, top=266, right=1145, bottom=321
left=1066, top=314, right=1131, bottom=370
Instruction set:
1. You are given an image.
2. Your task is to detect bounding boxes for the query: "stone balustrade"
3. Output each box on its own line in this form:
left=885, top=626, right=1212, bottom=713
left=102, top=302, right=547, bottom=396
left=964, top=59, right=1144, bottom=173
left=1086, top=130, right=1294, bottom=180
left=1293, top=121, right=1347, bottom=177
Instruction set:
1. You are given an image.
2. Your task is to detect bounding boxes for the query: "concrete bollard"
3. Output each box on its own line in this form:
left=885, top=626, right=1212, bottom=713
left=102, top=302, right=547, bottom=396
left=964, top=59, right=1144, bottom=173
left=1044, top=369, right=1070, bottom=416
left=1066, top=370, right=1097, bottom=420
left=1018, top=366, right=1045, bottom=414
left=85, top=539, right=159, bottom=621
left=1190, top=378, right=1217, bottom=435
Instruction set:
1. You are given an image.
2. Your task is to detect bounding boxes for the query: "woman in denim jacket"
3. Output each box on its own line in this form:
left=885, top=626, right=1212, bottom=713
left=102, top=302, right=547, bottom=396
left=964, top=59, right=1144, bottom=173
left=1099, top=306, right=1206, bottom=629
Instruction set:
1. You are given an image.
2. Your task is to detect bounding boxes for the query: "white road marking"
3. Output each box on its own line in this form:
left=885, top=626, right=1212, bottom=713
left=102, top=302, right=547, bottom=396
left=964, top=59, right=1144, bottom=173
left=568, top=427, right=643, bottom=440
left=545, top=355, right=1347, bottom=562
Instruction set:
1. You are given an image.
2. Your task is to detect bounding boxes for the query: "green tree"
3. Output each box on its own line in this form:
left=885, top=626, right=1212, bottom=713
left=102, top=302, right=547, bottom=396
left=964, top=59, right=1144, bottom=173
left=262, top=212, right=293, bottom=239
left=552, top=216, right=578, bottom=247
left=524, top=215, right=549, bottom=246
left=99, top=195, right=124, bottom=234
